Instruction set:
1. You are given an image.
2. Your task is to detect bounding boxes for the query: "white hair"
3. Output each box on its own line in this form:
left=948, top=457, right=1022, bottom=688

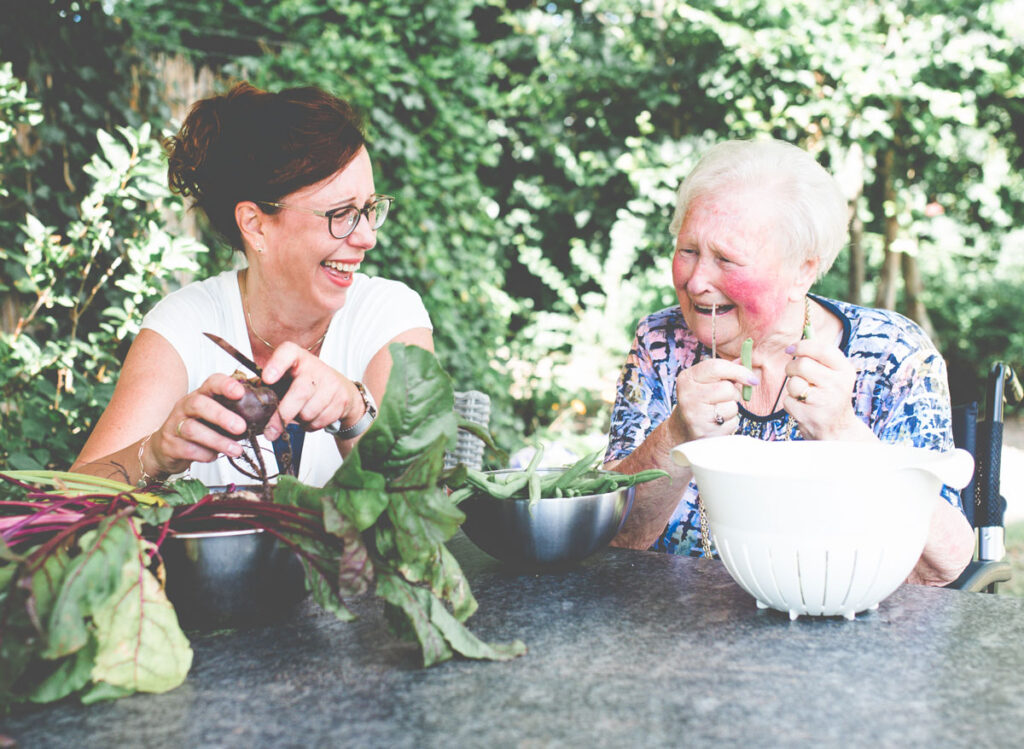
left=668, top=139, right=849, bottom=278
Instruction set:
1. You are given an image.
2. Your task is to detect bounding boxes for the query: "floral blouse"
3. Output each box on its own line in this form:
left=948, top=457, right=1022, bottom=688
left=604, top=295, right=962, bottom=556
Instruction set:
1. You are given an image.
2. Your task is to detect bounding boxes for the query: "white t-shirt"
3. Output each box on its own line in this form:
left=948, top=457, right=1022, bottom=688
left=141, top=269, right=432, bottom=487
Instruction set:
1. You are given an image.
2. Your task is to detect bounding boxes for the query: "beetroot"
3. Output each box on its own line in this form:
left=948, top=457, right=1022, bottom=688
left=215, top=372, right=279, bottom=434
left=208, top=371, right=288, bottom=491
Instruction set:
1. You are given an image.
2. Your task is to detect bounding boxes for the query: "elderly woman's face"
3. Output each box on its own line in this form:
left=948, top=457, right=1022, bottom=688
left=672, top=191, right=810, bottom=356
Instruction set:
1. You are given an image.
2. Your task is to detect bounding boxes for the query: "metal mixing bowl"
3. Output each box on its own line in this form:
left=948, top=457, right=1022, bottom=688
left=458, top=469, right=635, bottom=566
left=162, top=526, right=307, bottom=631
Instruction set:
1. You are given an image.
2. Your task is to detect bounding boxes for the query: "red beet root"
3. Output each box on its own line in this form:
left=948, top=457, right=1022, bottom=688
left=213, top=372, right=280, bottom=435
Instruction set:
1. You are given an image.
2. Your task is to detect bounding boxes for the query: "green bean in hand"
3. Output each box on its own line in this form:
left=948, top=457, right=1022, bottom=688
left=741, top=337, right=754, bottom=401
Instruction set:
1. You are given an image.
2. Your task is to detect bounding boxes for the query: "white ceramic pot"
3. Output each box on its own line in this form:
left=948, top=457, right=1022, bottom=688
left=671, top=436, right=974, bottom=620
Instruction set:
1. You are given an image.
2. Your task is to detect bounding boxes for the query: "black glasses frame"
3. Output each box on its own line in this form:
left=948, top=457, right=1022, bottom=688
left=256, top=195, right=394, bottom=239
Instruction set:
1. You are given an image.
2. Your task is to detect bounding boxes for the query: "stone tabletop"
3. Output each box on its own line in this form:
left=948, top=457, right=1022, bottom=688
left=5, top=533, right=1024, bottom=748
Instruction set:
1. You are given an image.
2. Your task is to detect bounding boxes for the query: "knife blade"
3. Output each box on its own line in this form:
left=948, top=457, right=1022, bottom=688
left=204, top=332, right=292, bottom=398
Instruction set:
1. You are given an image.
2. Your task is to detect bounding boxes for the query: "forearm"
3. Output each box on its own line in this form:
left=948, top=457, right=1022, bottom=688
left=71, top=435, right=164, bottom=486
left=906, top=496, right=975, bottom=586
left=608, top=408, right=694, bottom=550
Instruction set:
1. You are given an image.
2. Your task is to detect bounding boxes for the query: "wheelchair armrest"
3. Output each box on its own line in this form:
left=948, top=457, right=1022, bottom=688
left=945, top=560, right=1012, bottom=592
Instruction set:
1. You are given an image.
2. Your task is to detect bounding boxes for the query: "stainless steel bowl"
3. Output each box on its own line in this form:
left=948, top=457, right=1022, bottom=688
left=458, top=469, right=635, bottom=566
left=162, top=527, right=307, bottom=630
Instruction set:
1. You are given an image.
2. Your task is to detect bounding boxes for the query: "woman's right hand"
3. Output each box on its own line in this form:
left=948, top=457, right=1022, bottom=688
left=672, top=358, right=755, bottom=441
left=142, top=373, right=268, bottom=478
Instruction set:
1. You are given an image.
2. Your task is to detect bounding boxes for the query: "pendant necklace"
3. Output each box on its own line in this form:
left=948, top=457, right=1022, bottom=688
left=241, top=272, right=327, bottom=353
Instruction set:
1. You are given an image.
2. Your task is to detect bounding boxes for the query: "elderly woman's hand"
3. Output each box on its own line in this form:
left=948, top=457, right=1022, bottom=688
left=259, top=342, right=369, bottom=439
left=782, top=339, right=871, bottom=441
left=674, top=358, right=758, bottom=441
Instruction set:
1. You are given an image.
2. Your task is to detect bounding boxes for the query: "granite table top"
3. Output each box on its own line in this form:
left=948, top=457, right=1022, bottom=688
left=5, top=532, right=1024, bottom=748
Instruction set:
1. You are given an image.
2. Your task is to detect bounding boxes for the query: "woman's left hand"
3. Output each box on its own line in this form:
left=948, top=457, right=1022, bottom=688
left=258, top=342, right=367, bottom=439
left=782, top=339, right=873, bottom=441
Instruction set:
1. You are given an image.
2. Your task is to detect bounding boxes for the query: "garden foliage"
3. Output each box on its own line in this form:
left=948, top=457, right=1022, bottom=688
left=2, top=0, right=1023, bottom=471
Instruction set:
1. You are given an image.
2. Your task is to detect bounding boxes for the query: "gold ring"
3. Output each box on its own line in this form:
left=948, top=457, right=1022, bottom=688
left=796, top=387, right=811, bottom=403
left=176, top=417, right=188, bottom=437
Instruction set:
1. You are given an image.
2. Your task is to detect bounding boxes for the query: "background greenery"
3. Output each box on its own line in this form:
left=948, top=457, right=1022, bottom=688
left=2, top=0, right=1022, bottom=472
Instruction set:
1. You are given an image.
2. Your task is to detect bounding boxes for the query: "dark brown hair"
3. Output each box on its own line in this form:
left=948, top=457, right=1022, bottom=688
left=165, top=82, right=366, bottom=250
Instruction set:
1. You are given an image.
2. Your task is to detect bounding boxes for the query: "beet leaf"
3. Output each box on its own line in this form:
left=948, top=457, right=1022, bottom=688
left=89, top=535, right=193, bottom=693
left=312, top=344, right=525, bottom=666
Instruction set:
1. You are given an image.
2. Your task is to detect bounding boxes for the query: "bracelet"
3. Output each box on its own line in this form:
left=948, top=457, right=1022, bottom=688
left=326, top=381, right=377, bottom=440
left=137, top=433, right=155, bottom=488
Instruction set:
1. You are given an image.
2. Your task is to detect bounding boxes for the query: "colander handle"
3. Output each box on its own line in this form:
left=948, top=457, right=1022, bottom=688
left=670, top=445, right=693, bottom=468
left=908, top=448, right=975, bottom=491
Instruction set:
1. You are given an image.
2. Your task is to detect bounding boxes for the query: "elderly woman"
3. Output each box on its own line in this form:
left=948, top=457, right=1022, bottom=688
left=72, top=82, right=432, bottom=487
left=604, top=138, right=973, bottom=586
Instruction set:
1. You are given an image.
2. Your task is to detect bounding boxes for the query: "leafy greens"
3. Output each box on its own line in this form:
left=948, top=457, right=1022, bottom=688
left=0, top=344, right=525, bottom=711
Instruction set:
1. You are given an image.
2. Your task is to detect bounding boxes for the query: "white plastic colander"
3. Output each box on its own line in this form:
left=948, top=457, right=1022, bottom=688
left=671, top=436, right=974, bottom=620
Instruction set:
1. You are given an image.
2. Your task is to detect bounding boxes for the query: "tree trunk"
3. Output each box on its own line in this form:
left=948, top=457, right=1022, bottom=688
left=900, top=248, right=935, bottom=339
left=1, top=296, right=18, bottom=335
left=847, top=194, right=865, bottom=305
left=833, top=144, right=865, bottom=305
left=873, top=147, right=900, bottom=310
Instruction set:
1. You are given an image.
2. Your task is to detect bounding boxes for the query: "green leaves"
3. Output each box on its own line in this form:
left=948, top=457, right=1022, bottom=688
left=312, top=343, right=525, bottom=666
left=1, top=513, right=192, bottom=708
left=44, top=515, right=140, bottom=658
left=376, top=572, right=525, bottom=668
left=89, top=543, right=193, bottom=694
left=2, top=47, right=204, bottom=471
left=358, top=344, right=458, bottom=477
left=1, top=344, right=520, bottom=709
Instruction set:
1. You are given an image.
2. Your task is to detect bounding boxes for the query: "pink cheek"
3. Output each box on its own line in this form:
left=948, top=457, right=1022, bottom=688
left=721, top=276, right=788, bottom=324
left=671, top=254, right=689, bottom=288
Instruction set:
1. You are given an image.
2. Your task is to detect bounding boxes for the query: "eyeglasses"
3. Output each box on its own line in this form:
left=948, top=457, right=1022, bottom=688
left=256, top=195, right=394, bottom=240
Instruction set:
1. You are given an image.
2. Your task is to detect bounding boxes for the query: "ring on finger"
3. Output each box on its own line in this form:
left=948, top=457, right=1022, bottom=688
left=713, top=405, right=725, bottom=426
left=796, top=385, right=813, bottom=403
left=176, top=417, right=188, bottom=437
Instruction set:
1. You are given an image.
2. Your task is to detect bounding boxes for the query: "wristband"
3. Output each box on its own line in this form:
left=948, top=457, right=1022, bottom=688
left=326, top=381, right=377, bottom=439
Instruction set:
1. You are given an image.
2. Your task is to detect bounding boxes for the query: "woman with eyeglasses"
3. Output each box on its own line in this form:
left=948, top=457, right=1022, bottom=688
left=71, top=82, right=432, bottom=487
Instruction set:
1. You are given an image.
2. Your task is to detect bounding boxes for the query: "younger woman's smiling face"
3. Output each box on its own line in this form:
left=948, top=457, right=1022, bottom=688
left=259, top=147, right=378, bottom=315
left=672, top=189, right=812, bottom=357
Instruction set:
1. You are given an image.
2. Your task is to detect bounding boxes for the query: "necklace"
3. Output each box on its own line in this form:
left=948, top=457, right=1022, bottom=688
left=241, top=273, right=328, bottom=352
left=707, top=295, right=811, bottom=416
left=770, top=295, right=812, bottom=418
left=698, top=295, right=812, bottom=558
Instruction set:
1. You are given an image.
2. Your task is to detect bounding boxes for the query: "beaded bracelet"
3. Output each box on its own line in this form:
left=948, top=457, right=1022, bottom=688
left=137, top=433, right=155, bottom=488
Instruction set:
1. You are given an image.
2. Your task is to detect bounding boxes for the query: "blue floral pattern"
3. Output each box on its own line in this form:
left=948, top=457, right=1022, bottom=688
left=605, top=295, right=962, bottom=556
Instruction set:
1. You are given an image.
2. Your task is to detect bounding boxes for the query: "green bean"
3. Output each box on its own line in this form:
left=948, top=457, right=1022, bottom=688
left=741, top=337, right=754, bottom=401
left=568, top=476, right=616, bottom=495
left=448, top=486, right=475, bottom=504
left=460, top=447, right=667, bottom=503
left=463, top=468, right=498, bottom=491
left=627, top=469, right=671, bottom=484
left=539, top=448, right=603, bottom=493
left=528, top=473, right=541, bottom=503
left=463, top=467, right=527, bottom=498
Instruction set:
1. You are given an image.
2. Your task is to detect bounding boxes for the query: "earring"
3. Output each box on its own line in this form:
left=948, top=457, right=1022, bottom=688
left=254, top=243, right=264, bottom=254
